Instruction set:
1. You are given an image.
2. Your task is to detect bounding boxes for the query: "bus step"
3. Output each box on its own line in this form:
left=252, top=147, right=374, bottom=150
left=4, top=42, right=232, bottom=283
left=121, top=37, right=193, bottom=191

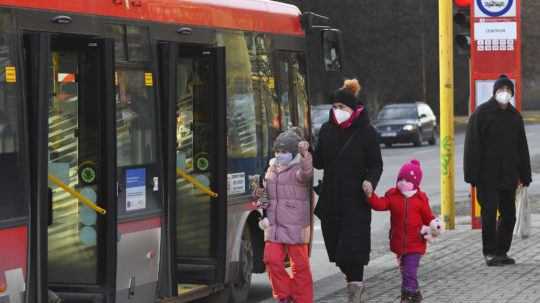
left=160, top=284, right=211, bottom=303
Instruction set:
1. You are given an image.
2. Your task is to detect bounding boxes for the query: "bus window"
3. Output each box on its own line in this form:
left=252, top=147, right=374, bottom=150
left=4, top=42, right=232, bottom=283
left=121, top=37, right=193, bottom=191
left=106, top=24, right=127, bottom=62
left=0, top=12, right=27, bottom=221
left=275, top=53, right=309, bottom=136
left=175, top=56, right=213, bottom=258
left=126, top=25, right=150, bottom=62
left=105, top=24, right=149, bottom=63
left=290, top=54, right=310, bottom=134
left=248, top=33, right=276, bottom=159
left=219, top=32, right=258, bottom=161
left=116, top=68, right=157, bottom=167
left=276, top=57, right=293, bottom=130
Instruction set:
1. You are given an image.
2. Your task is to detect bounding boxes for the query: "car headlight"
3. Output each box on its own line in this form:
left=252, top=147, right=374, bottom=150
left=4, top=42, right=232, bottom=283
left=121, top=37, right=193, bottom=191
left=403, top=124, right=416, bottom=131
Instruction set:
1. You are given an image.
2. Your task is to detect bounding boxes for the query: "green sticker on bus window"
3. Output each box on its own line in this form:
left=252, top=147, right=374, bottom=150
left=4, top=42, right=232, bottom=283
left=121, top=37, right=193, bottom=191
left=79, top=162, right=97, bottom=185
left=196, top=157, right=209, bottom=171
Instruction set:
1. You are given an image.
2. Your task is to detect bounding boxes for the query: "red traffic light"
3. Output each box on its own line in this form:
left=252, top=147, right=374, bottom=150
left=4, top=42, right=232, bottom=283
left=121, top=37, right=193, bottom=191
left=454, top=0, right=471, bottom=7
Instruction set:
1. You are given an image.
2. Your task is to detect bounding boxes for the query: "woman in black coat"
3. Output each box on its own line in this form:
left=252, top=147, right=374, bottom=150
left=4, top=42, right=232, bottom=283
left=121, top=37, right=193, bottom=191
left=314, top=79, right=383, bottom=302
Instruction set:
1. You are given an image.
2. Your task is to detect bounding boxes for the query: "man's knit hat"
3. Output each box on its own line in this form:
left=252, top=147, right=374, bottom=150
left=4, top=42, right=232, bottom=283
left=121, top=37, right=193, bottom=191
left=493, top=74, right=514, bottom=96
left=397, top=160, right=423, bottom=190
left=273, top=128, right=302, bottom=153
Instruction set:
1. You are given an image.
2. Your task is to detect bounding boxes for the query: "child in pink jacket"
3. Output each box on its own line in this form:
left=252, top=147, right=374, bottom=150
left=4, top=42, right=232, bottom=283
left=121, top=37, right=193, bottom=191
left=254, top=128, right=314, bottom=303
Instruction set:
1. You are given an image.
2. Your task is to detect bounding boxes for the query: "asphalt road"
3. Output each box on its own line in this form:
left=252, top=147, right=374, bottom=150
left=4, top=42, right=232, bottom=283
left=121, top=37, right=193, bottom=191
left=248, top=124, right=540, bottom=303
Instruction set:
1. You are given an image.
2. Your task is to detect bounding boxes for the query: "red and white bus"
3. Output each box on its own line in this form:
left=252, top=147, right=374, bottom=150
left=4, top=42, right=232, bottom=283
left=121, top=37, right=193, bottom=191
left=0, top=1, right=342, bottom=302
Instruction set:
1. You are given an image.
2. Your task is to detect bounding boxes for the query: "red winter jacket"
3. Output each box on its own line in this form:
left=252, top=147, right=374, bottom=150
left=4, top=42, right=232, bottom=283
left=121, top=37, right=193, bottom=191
left=368, top=188, right=435, bottom=256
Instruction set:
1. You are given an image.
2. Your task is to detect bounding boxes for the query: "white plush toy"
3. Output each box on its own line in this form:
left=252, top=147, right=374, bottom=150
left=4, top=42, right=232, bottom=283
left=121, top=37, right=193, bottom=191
left=421, top=218, right=443, bottom=242
left=430, top=217, right=443, bottom=236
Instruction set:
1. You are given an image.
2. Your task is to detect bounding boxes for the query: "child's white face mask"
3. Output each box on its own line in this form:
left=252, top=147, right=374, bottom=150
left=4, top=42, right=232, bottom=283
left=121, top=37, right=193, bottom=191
left=397, top=180, right=417, bottom=198
left=275, top=152, right=293, bottom=165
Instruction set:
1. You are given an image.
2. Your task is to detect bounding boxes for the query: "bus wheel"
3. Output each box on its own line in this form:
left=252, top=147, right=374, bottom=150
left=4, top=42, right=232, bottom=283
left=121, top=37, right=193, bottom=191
left=230, top=227, right=253, bottom=303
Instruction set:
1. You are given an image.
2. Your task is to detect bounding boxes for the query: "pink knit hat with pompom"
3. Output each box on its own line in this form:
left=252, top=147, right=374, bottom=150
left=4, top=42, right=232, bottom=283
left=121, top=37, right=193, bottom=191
left=397, top=160, right=423, bottom=190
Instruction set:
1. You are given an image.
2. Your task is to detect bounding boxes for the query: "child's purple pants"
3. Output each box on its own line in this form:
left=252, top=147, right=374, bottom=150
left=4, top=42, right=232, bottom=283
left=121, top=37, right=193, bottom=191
left=399, top=253, right=422, bottom=293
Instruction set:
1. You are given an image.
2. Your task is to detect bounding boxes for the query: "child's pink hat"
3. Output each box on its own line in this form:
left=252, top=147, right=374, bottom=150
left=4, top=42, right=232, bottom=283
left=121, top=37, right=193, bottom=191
left=397, top=159, right=423, bottom=190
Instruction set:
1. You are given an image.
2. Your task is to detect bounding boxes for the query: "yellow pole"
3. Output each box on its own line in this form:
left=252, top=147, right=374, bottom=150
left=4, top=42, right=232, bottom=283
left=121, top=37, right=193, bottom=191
left=176, top=168, right=218, bottom=198
left=439, top=0, right=455, bottom=229
left=48, top=174, right=107, bottom=215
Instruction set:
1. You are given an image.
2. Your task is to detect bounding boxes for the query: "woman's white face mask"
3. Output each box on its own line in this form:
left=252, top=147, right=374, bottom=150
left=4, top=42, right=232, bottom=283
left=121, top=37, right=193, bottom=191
left=333, top=108, right=351, bottom=124
left=495, top=90, right=512, bottom=105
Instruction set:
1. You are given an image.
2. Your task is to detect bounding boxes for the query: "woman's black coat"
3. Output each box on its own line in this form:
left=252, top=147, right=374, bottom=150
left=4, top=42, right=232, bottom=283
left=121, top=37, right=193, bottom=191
left=313, top=109, right=383, bottom=267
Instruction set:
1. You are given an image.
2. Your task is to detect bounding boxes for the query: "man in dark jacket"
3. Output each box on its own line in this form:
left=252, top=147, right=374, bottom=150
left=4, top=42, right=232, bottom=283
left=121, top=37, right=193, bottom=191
left=464, top=75, right=532, bottom=267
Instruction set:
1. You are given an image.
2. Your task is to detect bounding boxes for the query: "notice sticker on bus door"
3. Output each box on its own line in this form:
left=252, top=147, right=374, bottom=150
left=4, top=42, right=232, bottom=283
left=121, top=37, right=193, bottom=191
left=228, top=173, right=246, bottom=195
left=126, top=168, right=146, bottom=211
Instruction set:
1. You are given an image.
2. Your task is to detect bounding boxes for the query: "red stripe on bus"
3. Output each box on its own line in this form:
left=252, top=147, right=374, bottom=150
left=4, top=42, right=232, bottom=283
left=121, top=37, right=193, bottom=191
left=118, top=216, right=161, bottom=234
left=0, top=0, right=304, bottom=36
left=0, top=225, right=27, bottom=285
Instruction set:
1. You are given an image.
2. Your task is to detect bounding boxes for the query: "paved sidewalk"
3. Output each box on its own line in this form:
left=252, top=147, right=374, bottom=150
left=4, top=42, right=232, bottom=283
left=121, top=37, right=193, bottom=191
left=316, top=216, right=540, bottom=303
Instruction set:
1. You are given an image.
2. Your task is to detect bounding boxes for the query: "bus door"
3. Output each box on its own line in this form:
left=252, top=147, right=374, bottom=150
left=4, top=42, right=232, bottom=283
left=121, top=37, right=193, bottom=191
left=159, top=44, right=227, bottom=299
left=111, top=23, right=163, bottom=303
left=0, top=11, right=29, bottom=303
left=24, top=34, right=117, bottom=303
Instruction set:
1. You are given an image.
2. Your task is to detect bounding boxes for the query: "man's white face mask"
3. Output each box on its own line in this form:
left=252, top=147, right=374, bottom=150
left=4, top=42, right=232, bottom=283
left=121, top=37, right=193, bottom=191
left=495, top=90, right=512, bottom=105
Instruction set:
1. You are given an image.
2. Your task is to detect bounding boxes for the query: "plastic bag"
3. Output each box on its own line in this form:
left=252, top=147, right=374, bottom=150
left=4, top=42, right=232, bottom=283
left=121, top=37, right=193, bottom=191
left=513, top=186, right=530, bottom=239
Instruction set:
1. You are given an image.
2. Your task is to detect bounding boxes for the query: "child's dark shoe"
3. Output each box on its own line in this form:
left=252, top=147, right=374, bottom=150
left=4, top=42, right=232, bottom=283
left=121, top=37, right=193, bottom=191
left=401, top=290, right=422, bottom=303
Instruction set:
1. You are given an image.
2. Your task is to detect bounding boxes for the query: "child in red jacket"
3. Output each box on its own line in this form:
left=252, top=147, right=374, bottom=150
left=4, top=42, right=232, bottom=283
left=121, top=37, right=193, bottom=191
left=363, top=160, right=441, bottom=303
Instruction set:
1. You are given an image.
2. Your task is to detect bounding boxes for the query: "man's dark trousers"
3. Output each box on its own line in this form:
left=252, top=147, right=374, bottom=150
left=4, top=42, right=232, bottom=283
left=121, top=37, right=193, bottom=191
left=477, top=187, right=517, bottom=256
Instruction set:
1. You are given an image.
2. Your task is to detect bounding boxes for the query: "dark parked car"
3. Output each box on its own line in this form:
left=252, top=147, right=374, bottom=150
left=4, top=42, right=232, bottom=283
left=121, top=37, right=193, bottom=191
left=374, top=102, right=437, bottom=147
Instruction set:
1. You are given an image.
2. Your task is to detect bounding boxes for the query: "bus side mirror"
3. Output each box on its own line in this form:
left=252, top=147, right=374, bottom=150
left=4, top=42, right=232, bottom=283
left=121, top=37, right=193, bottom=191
left=322, top=29, right=343, bottom=72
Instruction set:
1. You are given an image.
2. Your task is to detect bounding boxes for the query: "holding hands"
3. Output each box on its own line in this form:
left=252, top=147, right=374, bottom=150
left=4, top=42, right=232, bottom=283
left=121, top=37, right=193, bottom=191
left=362, top=180, right=373, bottom=197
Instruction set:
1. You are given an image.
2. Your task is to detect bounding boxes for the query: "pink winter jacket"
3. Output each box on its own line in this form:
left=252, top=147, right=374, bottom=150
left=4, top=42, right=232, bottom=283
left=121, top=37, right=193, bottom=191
left=264, top=153, right=313, bottom=244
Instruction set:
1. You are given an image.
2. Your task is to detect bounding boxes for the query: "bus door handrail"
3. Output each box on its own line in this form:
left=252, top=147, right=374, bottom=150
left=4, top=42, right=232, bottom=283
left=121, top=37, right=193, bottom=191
left=176, top=168, right=218, bottom=198
left=47, top=174, right=107, bottom=215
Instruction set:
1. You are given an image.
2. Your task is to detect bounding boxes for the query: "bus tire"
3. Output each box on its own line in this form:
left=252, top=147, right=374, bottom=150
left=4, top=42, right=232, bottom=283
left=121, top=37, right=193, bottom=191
left=229, top=227, right=253, bottom=303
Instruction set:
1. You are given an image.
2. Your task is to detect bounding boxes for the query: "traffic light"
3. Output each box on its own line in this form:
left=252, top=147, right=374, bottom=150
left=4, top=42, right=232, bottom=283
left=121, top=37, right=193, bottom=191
left=454, top=6, right=471, bottom=55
